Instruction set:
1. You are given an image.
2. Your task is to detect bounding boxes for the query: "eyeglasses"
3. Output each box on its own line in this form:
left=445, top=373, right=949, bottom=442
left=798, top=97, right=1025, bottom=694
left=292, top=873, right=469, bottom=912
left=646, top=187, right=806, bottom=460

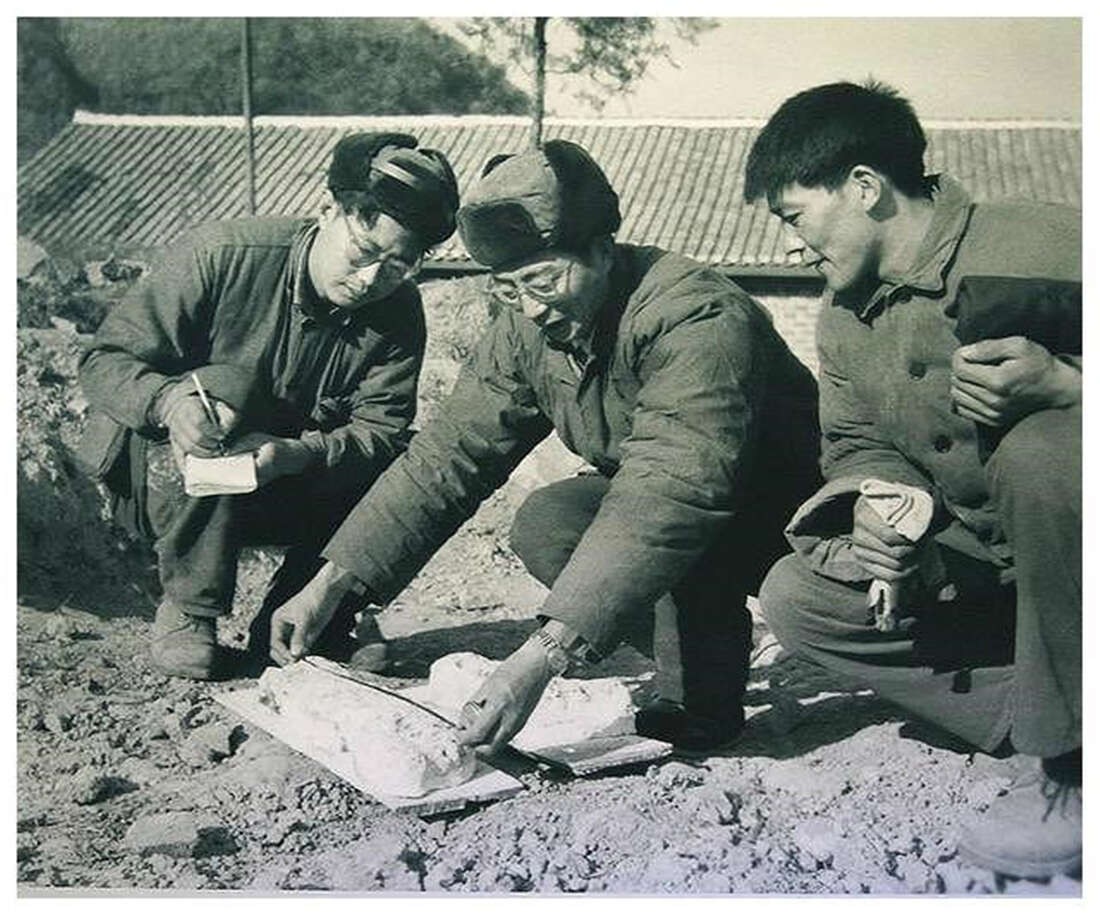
left=342, top=211, right=423, bottom=283
left=488, top=261, right=574, bottom=308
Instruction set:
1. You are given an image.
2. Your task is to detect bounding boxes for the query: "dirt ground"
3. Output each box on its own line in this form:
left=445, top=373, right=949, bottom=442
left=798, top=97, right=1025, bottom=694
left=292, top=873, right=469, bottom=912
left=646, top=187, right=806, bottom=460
left=14, top=281, right=1082, bottom=897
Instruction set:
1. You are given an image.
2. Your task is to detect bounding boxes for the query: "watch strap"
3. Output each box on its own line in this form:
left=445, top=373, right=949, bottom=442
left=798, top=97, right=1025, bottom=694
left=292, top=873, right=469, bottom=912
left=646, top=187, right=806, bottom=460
left=540, top=617, right=600, bottom=665
left=531, top=628, right=572, bottom=676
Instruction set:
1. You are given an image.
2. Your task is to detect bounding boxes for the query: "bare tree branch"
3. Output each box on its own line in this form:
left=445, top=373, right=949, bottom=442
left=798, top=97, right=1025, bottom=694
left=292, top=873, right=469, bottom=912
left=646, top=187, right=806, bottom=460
left=459, top=16, right=718, bottom=142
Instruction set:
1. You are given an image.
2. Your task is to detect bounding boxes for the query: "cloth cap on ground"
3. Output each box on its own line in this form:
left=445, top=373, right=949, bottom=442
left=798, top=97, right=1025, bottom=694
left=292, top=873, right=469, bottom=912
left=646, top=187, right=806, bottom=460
left=327, top=131, right=459, bottom=247
left=457, top=140, right=622, bottom=269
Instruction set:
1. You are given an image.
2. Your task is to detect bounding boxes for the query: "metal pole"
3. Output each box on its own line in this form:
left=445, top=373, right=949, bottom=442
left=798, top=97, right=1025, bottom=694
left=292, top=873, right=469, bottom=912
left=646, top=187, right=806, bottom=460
left=241, top=18, right=256, bottom=216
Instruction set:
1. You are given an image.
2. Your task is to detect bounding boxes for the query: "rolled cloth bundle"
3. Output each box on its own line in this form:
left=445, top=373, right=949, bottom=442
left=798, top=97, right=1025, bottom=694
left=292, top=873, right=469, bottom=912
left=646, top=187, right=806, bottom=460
left=859, top=478, right=936, bottom=632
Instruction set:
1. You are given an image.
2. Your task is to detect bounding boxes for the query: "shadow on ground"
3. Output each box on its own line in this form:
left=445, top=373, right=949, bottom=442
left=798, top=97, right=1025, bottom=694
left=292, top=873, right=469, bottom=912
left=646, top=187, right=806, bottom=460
left=738, top=653, right=996, bottom=760
left=359, top=617, right=986, bottom=764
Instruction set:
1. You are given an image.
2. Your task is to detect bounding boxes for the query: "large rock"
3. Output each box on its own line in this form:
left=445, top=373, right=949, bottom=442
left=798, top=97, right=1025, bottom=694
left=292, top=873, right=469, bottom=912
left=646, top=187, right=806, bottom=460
left=123, top=812, right=201, bottom=857
left=70, top=768, right=131, bottom=805
left=178, top=722, right=241, bottom=767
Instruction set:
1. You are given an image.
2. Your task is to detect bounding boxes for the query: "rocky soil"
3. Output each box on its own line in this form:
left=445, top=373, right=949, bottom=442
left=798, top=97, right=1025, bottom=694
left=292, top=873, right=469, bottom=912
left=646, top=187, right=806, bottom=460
left=15, top=275, right=1081, bottom=897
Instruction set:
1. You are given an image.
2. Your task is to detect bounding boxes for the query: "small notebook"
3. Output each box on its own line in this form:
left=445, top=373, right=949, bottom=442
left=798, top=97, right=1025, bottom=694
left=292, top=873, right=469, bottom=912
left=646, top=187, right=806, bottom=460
left=184, top=453, right=258, bottom=497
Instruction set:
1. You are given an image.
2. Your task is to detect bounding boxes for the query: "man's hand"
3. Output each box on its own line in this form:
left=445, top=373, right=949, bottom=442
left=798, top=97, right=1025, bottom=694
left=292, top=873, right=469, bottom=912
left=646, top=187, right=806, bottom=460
left=225, top=433, right=314, bottom=488
left=457, top=636, right=555, bottom=754
left=269, top=561, right=360, bottom=665
left=162, top=391, right=240, bottom=469
left=851, top=494, right=923, bottom=582
left=951, top=336, right=1081, bottom=428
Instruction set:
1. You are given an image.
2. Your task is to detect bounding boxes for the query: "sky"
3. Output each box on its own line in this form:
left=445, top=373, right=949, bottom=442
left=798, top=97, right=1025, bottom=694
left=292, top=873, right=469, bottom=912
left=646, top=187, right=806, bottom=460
left=586, top=18, right=1078, bottom=121
left=461, top=17, right=1082, bottom=122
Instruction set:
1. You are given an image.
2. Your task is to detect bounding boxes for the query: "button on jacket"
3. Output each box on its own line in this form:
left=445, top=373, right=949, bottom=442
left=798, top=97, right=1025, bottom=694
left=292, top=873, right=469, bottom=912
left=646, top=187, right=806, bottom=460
left=324, top=244, right=821, bottom=653
left=78, top=218, right=426, bottom=490
left=790, top=176, right=1080, bottom=575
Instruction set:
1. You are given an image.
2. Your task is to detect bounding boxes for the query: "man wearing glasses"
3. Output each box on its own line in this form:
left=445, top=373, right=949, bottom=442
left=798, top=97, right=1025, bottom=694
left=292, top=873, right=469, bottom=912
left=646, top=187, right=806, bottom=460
left=78, top=132, right=459, bottom=680
left=269, top=140, right=821, bottom=752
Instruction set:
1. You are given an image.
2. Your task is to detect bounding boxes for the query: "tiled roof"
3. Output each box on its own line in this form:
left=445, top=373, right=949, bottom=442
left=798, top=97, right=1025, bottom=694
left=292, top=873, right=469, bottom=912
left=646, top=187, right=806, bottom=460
left=18, top=112, right=1081, bottom=271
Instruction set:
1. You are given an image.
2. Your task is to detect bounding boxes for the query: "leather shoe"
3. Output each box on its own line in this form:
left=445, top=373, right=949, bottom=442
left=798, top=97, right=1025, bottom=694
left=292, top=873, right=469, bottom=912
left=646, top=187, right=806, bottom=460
left=957, top=757, right=1082, bottom=878
left=346, top=613, right=390, bottom=673
left=635, top=698, right=744, bottom=752
left=151, top=601, right=219, bottom=680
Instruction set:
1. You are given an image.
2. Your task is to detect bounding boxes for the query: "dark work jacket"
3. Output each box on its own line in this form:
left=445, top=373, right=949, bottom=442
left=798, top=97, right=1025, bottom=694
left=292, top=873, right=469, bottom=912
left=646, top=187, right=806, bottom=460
left=788, top=176, right=1081, bottom=579
left=77, top=218, right=426, bottom=493
left=324, top=244, right=820, bottom=653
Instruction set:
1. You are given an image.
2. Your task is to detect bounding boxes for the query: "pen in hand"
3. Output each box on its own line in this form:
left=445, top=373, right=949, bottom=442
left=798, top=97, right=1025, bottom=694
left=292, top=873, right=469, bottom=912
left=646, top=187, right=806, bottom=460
left=190, top=372, right=227, bottom=455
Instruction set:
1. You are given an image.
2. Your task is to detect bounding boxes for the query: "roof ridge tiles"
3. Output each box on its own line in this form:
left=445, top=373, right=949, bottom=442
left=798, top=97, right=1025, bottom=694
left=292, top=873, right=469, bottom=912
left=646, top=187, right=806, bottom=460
left=71, top=110, right=1081, bottom=131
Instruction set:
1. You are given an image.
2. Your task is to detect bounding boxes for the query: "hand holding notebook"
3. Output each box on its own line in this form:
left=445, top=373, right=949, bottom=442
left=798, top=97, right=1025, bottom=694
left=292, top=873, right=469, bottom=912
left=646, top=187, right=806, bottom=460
left=184, top=452, right=258, bottom=497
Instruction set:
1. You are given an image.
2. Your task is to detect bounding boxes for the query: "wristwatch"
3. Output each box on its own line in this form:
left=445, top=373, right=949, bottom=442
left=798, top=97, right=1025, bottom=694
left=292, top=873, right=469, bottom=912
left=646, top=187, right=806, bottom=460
left=530, top=618, right=599, bottom=676
left=531, top=628, right=573, bottom=676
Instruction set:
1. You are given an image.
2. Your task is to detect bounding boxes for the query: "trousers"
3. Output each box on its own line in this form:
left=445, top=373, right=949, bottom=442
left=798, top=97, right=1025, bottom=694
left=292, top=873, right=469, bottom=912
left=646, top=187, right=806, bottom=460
left=509, top=473, right=796, bottom=718
left=758, top=407, right=1081, bottom=757
left=113, top=436, right=375, bottom=621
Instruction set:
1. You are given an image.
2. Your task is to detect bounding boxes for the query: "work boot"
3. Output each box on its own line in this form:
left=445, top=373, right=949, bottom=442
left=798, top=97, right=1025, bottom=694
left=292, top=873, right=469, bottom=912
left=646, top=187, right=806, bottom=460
left=635, top=698, right=744, bottom=753
left=151, top=600, right=219, bottom=680
left=302, top=611, right=388, bottom=671
left=957, top=756, right=1082, bottom=878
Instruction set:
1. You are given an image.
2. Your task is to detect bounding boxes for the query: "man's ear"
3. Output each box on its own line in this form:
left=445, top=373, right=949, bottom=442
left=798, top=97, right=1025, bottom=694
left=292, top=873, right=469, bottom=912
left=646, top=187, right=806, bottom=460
left=847, top=165, right=886, bottom=213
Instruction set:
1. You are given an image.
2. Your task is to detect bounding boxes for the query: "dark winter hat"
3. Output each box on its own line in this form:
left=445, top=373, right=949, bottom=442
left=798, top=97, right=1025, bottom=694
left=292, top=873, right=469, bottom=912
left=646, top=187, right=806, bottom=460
left=457, top=140, right=622, bottom=270
left=327, top=132, right=460, bottom=247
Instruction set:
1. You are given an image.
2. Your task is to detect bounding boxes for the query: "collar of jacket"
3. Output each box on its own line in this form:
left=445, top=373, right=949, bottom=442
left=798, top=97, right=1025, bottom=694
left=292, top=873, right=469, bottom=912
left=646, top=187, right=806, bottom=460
left=856, top=174, right=974, bottom=321
left=589, top=246, right=636, bottom=365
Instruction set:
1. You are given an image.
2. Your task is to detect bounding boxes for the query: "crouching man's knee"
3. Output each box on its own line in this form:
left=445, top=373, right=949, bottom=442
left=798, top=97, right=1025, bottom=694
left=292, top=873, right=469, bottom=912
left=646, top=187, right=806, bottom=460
left=758, top=550, right=877, bottom=654
left=509, top=484, right=594, bottom=588
left=757, top=553, right=815, bottom=652
left=509, top=488, right=550, bottom=574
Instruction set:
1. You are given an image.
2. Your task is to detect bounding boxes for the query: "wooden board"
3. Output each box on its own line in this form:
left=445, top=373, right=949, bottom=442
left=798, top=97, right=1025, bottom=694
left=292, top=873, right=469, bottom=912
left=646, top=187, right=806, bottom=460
left=522, top=735, right=674, bottom=776
left=216, top=685, right=524, bottom=817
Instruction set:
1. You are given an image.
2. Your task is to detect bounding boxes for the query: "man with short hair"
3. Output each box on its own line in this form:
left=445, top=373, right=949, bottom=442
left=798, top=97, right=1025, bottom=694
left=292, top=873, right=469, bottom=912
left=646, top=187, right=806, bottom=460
left=78, top=132, right=459, bottom=681
left=268, top=139, right=821, bottom=752
left=746, top=81, right=1081, bottom=878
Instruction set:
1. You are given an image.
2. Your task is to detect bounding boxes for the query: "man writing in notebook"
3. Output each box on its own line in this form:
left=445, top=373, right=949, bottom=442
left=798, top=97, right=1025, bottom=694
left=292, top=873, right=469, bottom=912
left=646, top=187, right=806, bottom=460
left=77, top=132, right=459, bottom=680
